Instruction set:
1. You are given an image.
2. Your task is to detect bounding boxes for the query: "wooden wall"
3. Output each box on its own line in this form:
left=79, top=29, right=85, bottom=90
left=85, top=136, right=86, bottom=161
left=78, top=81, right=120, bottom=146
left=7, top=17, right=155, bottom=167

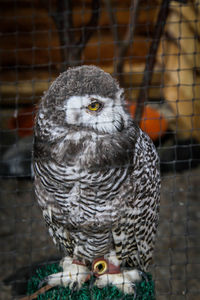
left=0, top=0, right=159, bottom=101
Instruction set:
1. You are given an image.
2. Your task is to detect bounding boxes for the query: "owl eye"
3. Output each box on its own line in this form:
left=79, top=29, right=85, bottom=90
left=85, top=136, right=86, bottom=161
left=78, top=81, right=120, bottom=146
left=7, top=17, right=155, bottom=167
left=87, top=101, right=102, bottom=112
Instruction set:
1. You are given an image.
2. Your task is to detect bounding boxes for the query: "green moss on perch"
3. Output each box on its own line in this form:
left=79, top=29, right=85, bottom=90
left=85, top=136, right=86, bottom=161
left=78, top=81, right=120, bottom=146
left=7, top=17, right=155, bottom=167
left=26, top=263, right=155, bottom=299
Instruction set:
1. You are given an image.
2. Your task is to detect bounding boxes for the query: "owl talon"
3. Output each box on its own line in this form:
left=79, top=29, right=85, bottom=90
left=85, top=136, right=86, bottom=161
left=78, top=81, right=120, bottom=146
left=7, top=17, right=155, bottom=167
left=139, top=270, right=148, bottom=282
left=95, top=269, right=141, bottom=294
left=38, top=277, right=49, bottom=289
left=89, top=275, right=96, bottom=287
left=40, top=260, right=90, bottom=290
left=69, top=281, right=78, bottom=291
left=132, top=283, right=137, bottom=299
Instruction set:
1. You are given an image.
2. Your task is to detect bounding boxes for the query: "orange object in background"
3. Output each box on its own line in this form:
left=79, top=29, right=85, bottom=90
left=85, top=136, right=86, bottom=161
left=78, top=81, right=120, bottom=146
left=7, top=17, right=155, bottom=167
left=9, top=106, right=36, bottom=137
left=128, top=103, right=168, bottom=141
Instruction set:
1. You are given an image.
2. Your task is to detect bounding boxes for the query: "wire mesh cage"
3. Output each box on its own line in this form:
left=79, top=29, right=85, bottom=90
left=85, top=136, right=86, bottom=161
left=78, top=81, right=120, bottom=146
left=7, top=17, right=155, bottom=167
left=0, top=0, right=200, bottom=299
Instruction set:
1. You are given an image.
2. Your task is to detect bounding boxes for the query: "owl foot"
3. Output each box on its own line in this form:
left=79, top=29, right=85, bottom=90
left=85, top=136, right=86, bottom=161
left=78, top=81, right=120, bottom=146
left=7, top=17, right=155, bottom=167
left=39, top=257, right=90, bottom=290
left=95, top=269, right=141, bottom=294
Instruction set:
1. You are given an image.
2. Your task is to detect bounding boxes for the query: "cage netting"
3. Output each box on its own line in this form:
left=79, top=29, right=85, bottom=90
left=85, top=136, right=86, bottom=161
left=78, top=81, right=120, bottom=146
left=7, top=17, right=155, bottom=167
left=0, top=0, right=200, bottom=299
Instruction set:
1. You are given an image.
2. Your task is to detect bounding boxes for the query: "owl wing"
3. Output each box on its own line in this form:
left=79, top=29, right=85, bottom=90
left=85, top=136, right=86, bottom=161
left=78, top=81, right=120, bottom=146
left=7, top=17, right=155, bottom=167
left=112, top=130, right=160, bottom=271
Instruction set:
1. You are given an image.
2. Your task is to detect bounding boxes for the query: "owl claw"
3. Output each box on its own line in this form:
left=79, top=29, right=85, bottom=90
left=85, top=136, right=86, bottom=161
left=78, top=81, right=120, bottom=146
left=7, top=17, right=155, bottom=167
left=69, top=281, right=78, bottom=292
left=95, top=269, right=141, bottom=294
left=38, top=262, right=90, bottom=290
left=89, top=275, right=96, bottom=289
left=132, top=283, right=137, bottom=299
left=139, top=270, right=148, bottom=282
left=38, top=276, right=49, bottom=289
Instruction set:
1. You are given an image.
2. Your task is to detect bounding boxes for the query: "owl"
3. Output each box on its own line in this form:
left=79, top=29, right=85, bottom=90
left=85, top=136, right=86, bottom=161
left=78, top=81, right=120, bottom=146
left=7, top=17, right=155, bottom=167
left=33, top=65, right=160, bottom=294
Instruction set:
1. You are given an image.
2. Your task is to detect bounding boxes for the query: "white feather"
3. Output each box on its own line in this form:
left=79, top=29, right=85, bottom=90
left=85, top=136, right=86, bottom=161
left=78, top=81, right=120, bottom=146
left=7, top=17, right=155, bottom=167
left=64, top=92, right=129, bottom=134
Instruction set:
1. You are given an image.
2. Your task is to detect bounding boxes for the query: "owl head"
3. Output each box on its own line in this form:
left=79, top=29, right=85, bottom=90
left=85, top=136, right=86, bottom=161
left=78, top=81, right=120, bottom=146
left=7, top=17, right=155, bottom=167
left=36, top=65, right=131, bottom=139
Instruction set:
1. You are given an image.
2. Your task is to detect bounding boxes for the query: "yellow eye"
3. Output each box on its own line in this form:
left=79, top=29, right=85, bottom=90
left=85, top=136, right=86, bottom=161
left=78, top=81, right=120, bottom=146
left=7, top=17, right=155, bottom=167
left=87, top=102, right=102, bottom=111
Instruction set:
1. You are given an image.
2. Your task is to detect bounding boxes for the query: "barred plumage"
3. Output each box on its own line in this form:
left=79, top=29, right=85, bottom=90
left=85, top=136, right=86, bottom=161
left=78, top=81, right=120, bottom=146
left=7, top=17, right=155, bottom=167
left=33, top=65, right=160, bottom=293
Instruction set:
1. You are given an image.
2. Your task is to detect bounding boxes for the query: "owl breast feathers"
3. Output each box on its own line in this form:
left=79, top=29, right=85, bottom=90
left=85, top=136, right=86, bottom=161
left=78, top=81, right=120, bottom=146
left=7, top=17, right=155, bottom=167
left=33, top=65, right=160, bottom=274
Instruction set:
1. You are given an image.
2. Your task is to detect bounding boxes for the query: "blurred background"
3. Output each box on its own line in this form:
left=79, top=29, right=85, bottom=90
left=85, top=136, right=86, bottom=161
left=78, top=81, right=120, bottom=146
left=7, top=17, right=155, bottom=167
left=0, top=0, right=199, bottom=299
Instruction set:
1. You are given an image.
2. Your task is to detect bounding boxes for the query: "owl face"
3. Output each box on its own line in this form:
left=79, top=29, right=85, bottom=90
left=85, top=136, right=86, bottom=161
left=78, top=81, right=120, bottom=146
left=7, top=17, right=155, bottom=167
left=36, top=66, right=132, bottom=139
left=64, top=90, right=129, bottom=134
